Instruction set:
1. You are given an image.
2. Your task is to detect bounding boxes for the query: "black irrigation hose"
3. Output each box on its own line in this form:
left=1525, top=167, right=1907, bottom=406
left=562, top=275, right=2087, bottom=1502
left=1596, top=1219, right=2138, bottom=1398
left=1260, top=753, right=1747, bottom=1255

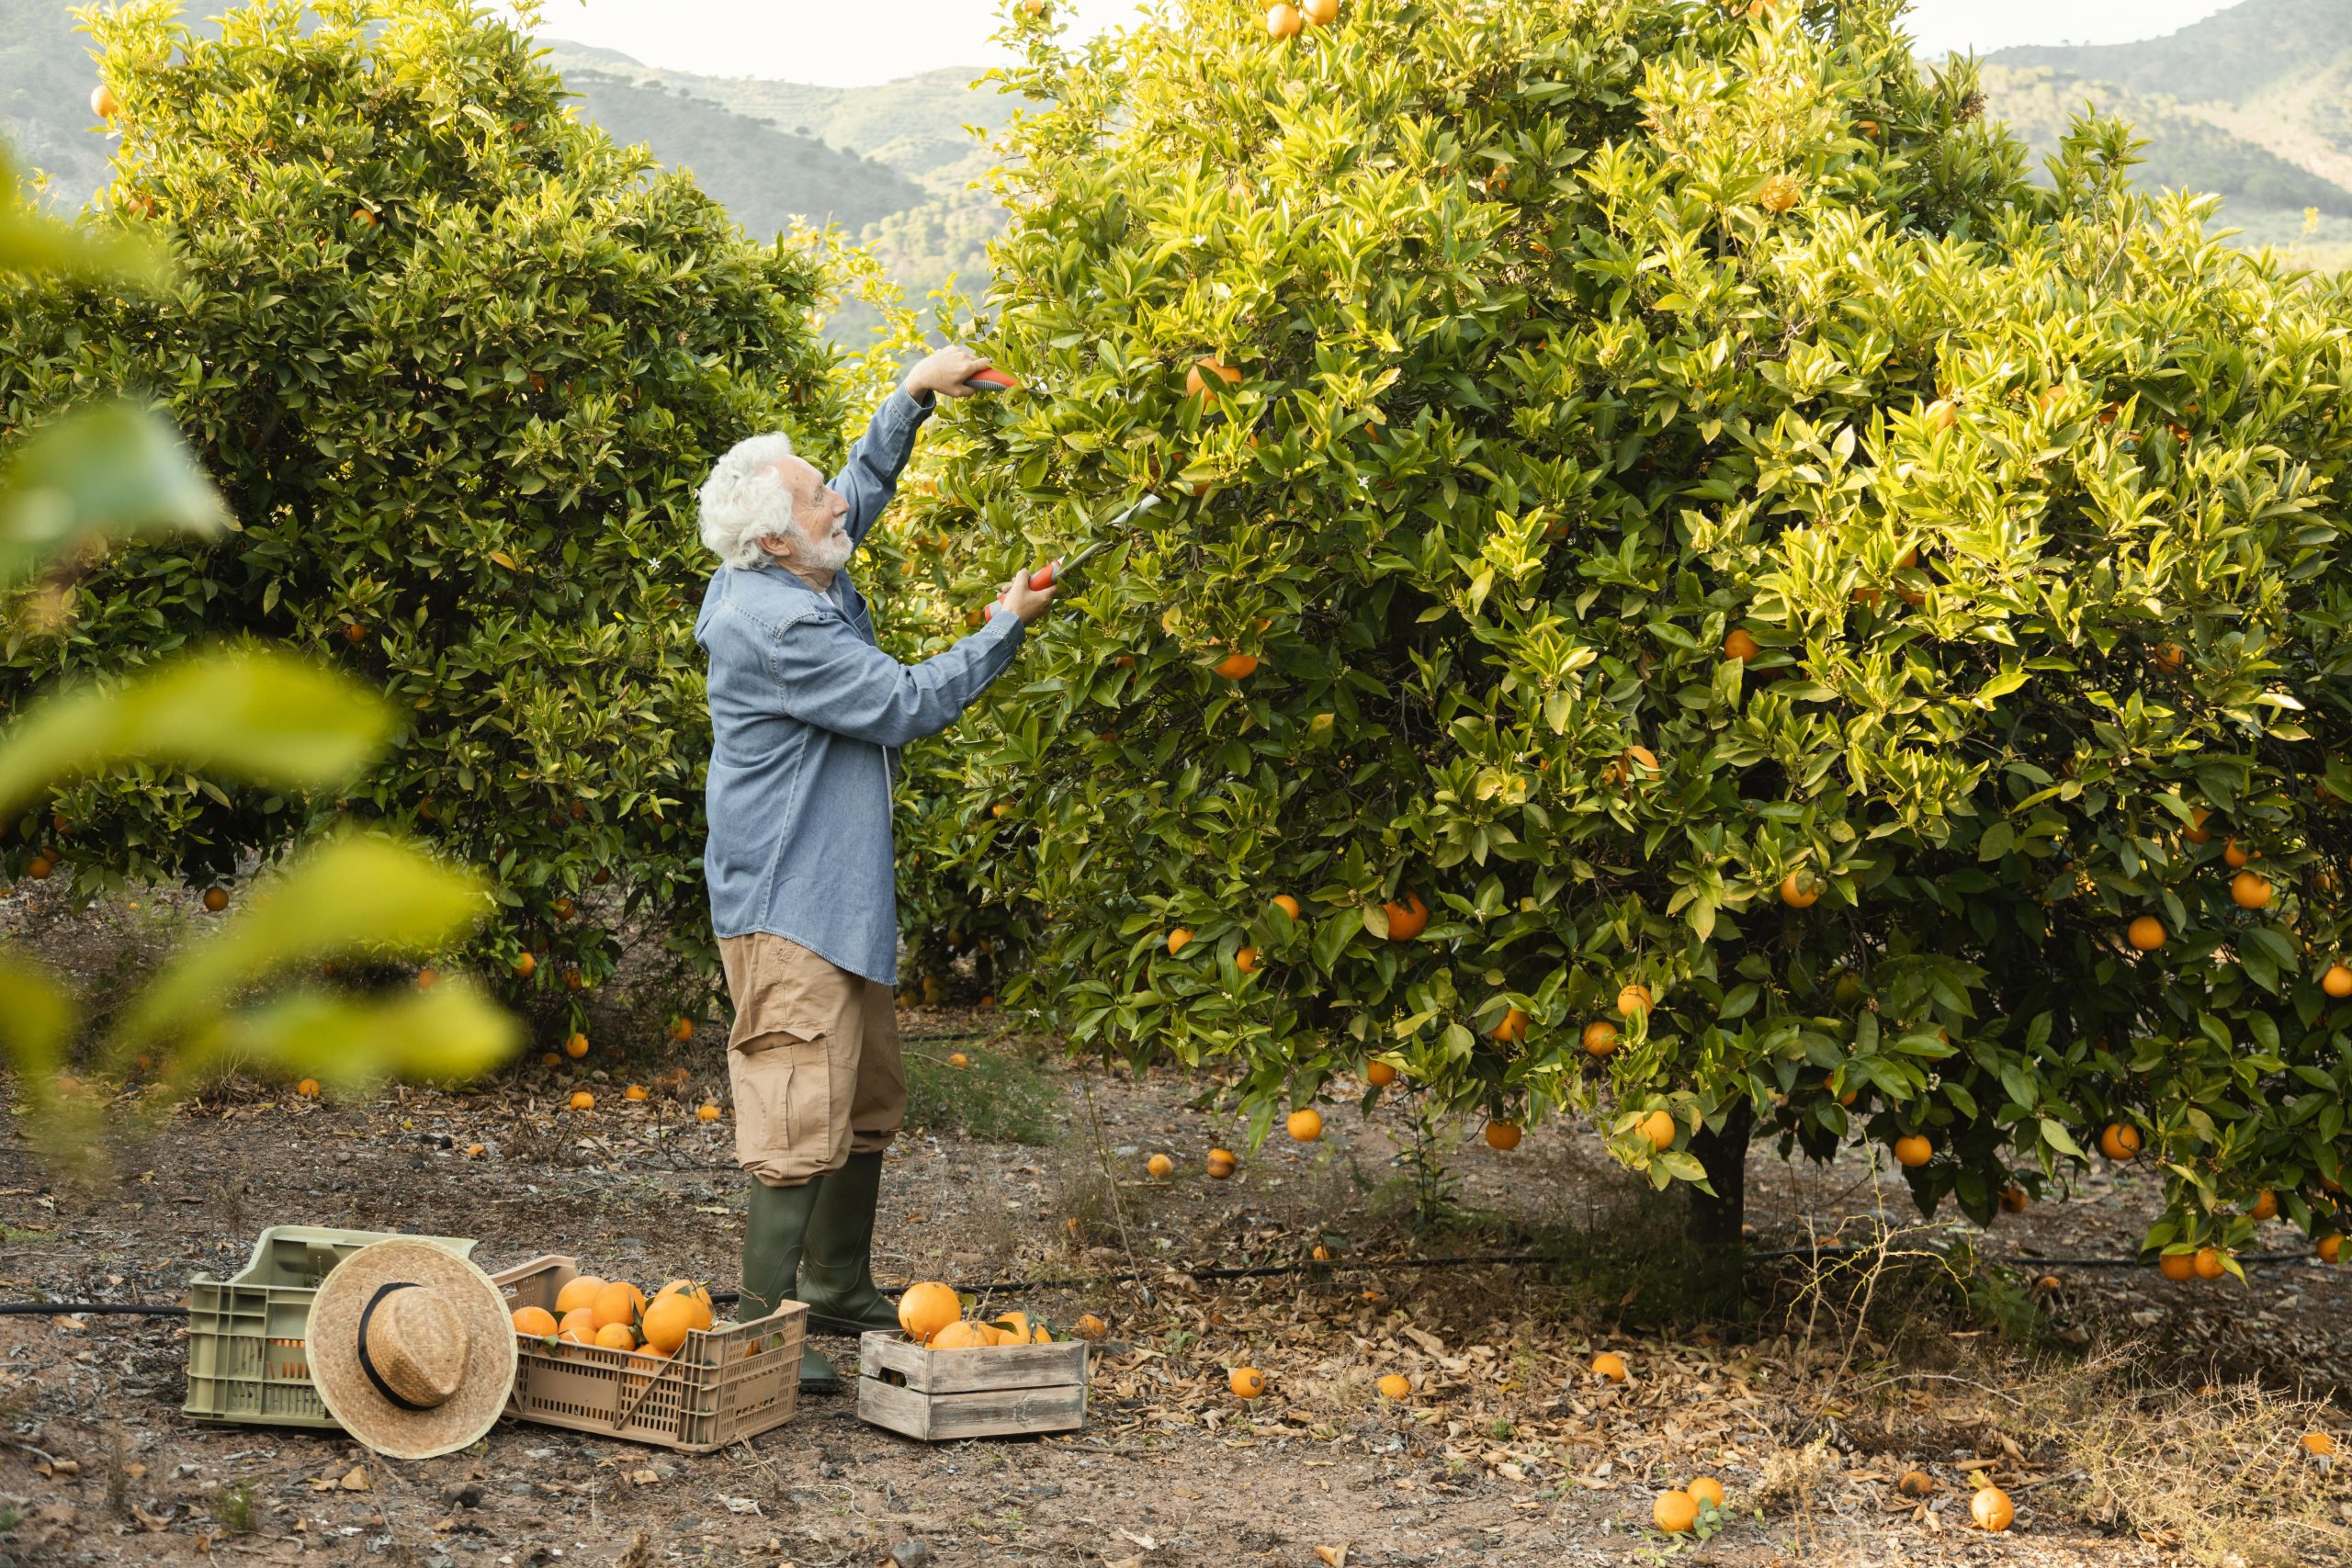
left=6, top=1246, right=2334, bottom=1320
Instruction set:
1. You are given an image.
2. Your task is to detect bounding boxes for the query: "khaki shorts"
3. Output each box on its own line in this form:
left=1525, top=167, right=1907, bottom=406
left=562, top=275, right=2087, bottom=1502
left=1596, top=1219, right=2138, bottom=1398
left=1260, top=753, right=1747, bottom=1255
left=717, top=934, right=904, bottom=1189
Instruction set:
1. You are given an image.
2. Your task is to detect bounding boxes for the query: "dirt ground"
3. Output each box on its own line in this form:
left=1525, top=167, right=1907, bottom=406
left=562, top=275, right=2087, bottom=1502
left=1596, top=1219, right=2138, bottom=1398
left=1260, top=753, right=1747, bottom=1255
left=1, top=891, right=2347, bottom=1565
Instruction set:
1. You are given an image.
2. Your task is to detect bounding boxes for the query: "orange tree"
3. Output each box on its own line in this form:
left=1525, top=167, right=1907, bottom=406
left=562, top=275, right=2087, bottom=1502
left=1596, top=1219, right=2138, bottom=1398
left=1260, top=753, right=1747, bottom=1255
left=888, top=0, right=2352, bottom=1286
left=0, top=0, right=855, bottom=1043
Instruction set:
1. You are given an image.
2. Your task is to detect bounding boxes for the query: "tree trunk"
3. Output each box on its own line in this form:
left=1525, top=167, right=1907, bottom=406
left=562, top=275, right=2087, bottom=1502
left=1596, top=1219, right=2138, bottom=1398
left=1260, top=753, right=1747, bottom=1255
left=1683, top=1100, right=1754, bottom=1325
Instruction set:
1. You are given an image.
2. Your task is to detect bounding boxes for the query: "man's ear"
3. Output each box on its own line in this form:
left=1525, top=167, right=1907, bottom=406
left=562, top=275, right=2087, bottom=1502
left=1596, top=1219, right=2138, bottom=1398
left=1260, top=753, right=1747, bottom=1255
left=755, top=531, right=795, bottom=561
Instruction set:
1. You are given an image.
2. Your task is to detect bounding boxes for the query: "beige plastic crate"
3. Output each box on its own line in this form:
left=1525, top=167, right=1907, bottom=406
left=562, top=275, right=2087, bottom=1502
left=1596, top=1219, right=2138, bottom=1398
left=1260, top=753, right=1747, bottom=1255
left=490, top=1256, right=804, bottom=1453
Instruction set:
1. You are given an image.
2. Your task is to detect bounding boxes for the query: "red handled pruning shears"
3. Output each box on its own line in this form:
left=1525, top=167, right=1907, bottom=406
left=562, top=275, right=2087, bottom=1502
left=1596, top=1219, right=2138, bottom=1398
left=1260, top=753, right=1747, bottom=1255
left=986, top=491, right=1165, bottom=618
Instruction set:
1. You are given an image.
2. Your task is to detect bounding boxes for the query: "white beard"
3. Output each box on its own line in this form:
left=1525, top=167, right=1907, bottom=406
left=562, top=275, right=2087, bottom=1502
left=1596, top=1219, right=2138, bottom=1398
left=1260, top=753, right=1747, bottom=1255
left=802, top=524, right=853, bottom=573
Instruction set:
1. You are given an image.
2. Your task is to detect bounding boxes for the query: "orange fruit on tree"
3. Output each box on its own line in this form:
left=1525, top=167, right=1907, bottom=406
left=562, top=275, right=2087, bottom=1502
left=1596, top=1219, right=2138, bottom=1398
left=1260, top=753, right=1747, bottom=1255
left=1286, top=1107, right=1323, bottom=1142
left=2323, top=964, right=2352, bottom=998
left=2250, top=1188, right=2278, bottom=1221
left=1616, top=983, right=1652, bottom=1017
left=1893, top=1134, right=1933, bottom=1168
left=590, top=1280, right=645, bottom=1331
left=1970, top=1486, right=2013, bottom=1531
left=1653, top=1490, right=1699, bottom=1533
left=414, top=966, right=438, bottom=990
left=1489, top=1006, right=1528, bottom=1043
left=1590, top=1351, right=1628, bottom=1381
left=91, top=84, right=119, bottom=119
left=1300, top=0, right=1338, bottom=22
left=564, top=1032, right=589, bottom=1058
left=1185, top=356, right=1242, bottom=401
left=1998, top=1185, right=2029, bottom=1214
left=1639, top=1110, right=1676, bottom=1151
left=2193, top=1246, right=2227, bottom=1280
left=1757, top=174, right=1802, bottom=214
left=1272, top=893, right=1301, bottom=919
left=569, top=1090, right=594, bottom=1111
left=2183, top=807, right=2212, bottom=843
left=2222, top=837, right=2252, bottom=868
left=1168, top=927, right=1194, bottom=955
left=511, top=1305, right=558, bottom=1337
left=1376, top=1372, right=1410, bottom=1400
left=513, top=952, right=537, bottom=979
left=1212, top=650, right=1259, bottom=680
left=1228, top=1367, right=1266, bottom=1398
left=670, top=1017, right=695, bottom=1043
left=2098, top=1122, right=2141, bottom=1160
left=555, top=1274, right=608, bottom=1315
left=2230, top=871, right=2272, bottom=909
left=1383, top=892, right=1430, bottom=939
left=899, top=1282, right=962, bottom=1344
left=1722, top=628, right=1760, bottom=661
left=2127, top=915, right=2166, bottom=952
left=1582, top=1020, right=1619, bottom=1056
left=1364, top=1060, right=1397, bottom=1088
left=1687, top=1476, right=1725, bottom=1509
left=1235, top=946, right=1260, bottom=974
left=1147, top=1153, right=1174, bottom=1179
left=2154, top=642, right=2186, bottom=672
left=2318, top=1234, right=2342, bottom=1264
left=351, top=207, right=377, bottom=227
left=1780, top=872, right=1821, bottom=908
left=26, top=854, right=53, bottom=880
left=696, top=1102, right=721, bottom=1122
left=202, top=886, right=228, bottom=913
left=1265, top=2, right=1303, bottom=38
left=594, top=1322, right=638, bottom=1351
left=1484, top=1121, right=1522, bottom=1151
left=2158, top=1250, right=2196, bottom=1282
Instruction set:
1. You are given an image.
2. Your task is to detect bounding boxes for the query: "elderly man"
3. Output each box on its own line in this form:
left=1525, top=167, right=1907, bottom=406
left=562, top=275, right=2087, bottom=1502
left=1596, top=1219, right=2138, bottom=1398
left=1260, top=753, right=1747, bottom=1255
left=694, top=344, right=1052, bottom=1390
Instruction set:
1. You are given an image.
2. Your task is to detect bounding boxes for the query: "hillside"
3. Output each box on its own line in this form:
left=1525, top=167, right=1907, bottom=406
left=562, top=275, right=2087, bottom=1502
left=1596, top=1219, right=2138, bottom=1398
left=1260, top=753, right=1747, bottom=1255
left=0, top=0, right=114, bottom=201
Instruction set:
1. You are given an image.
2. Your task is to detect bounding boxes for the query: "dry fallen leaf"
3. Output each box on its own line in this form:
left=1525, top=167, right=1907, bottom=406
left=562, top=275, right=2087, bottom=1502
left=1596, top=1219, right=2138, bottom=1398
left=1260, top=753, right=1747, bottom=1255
left=1315, top=1547, right=1350, bottom=1568
left=339, top=1465, right=369, bottom=1492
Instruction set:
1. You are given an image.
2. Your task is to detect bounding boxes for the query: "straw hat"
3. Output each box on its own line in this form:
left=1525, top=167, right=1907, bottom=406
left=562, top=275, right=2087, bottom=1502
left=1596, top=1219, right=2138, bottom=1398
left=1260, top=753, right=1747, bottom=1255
left=308, top=1240, right=516, bottom=1460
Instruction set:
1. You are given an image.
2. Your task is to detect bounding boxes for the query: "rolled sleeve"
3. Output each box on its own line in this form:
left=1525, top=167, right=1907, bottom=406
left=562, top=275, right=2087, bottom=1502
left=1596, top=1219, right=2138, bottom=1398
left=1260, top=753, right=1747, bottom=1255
left=837, top=388, right=934, bottom=549
left=771, top=604, right=1024, bottom=749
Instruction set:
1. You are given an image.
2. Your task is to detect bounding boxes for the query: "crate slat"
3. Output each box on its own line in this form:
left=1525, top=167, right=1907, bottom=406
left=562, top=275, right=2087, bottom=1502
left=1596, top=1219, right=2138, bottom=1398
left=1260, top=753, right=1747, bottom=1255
left=857, top=1376, right=1087, bottom=1440
left=858, top=1332, right=1088, bottom=1393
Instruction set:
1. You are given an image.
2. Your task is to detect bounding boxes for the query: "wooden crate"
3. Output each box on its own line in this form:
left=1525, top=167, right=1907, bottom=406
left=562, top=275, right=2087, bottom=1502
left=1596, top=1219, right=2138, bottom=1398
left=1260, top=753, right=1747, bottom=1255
left=856, top=1331, right=1089, bottom=1440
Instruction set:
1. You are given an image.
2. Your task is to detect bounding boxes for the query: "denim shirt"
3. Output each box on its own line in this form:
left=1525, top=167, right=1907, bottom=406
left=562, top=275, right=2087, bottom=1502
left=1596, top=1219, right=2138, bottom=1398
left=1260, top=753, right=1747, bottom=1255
left=695, top=388, right=1027, bottom=986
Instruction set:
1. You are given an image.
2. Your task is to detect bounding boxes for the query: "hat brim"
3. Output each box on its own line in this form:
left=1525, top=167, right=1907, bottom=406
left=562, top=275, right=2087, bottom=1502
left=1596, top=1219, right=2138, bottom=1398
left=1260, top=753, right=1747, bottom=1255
left=308, top=1240, right=516, bottom=1461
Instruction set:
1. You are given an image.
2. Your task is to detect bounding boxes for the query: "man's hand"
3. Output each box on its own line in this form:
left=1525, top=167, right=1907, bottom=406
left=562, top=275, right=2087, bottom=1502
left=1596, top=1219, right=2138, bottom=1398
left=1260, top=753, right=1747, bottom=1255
left=999, top=570, right=1057, bottom=626
left=903, top=344, right=995, bottom=402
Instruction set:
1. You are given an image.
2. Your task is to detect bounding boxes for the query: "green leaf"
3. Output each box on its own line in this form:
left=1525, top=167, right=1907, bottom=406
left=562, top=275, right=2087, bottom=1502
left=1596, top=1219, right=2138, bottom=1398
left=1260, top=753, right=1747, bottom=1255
left=200, top=984, right=522, bottom=1090
left=0, top=401, right=231, bottom=588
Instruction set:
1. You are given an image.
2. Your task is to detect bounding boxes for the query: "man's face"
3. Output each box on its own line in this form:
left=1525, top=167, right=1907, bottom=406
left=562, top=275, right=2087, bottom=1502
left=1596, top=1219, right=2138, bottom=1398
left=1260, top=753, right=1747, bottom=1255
left=759, top=457, right=852, bottom=570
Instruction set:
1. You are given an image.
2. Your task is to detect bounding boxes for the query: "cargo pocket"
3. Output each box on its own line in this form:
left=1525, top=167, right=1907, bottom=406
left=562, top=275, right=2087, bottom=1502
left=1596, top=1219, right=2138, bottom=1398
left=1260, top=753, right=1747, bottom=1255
left=729, top=1024, right=832, bottom=1187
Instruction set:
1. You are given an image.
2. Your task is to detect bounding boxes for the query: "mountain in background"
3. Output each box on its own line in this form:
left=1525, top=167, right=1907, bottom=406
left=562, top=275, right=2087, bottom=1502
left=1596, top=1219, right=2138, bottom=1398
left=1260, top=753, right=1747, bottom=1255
left=1979, top=0, right=2352, bottom=266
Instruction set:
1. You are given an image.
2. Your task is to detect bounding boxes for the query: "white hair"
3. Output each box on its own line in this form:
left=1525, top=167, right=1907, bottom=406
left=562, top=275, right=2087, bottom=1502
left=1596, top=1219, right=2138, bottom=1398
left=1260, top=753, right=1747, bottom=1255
left=698, top=432, right=803, bottom=570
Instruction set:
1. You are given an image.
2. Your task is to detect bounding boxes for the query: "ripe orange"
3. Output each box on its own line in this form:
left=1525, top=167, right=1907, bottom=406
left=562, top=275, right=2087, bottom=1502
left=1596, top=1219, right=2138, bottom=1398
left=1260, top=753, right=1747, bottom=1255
left=1488, top=1007, right=1528, bottom=1044
left=1687, top=1476, right=1725, bottom=1509
left=1998, top=1185, right=2029, bottom=1214
left=594, top=1322, right=638, bottom=1351
left=1616, top=983, right=1653, bottom=1017
left=1653, top=1490, right=1699, bottom=1533
left=2319, top=1234, right=2342, bottom=1264
left=2158, top=1250, right=2196, bottom=1282
left=557, top=1307, right=597, bottom=1345
left=511, top=1306, right=558, bottom=1337
left=1364, top=1060, right=1398, bottom=1088
left=949, top=1052, right=970, bottom=1068
left=590, top=1280, right=645, bottom=1331
left=26, top=855, right=53, bottom=880
left=2222, top=837, right=2252, bottom=868
left=1208, top=1146, right=1237, bottom=1168
left=1272, top=893, right=1302, bottom=919
left=624, top=1084, right=648, bottom=1101
left=1376, top=1372, right=1410, bottom=1400
left=891, top=1282, right=957, bottom=1346
left=1147, top=1153, right=1174, bottom=1179
left=1383, top=892, right=1430, bottom=940
left=1484, top=1121, right=1522, bottom=1151
left=1923, top=398, right=1958, bottom=433
left=1311, top=1243, right=1332, bottom=1261
left=555, top=1274, right=607, bottom=1314
left=539, top=1052, right=560, bottom=1067
left=1582, top=1020, right=1619, bottom=1057
left=1265, top=3, right=1302, bottom=38
left=1970, top=1486, right=2013, bottom=1531
left=564, top=1032, right=589, bottom=1058
left=1300, top=0, right=1337, bottom=21
left=1074, top=1314, right=1108, bottom=1340
left=1229, top=1367, right=1266, bottom=1398
left=1591, top=1351, right=1628, bottom=1381
left=1722, top=628, right=1760, bottom=661
left=295, top=1078, right=320, bottom=1097
left=341, top=621, right=367, bottom=646
left=1611, top=744, right=1660, bottom=786
left=1168, top=928, right=1194, bottom=955
left=931, top=1319, right=993, bottom=1349
left=513, top=952, right=537, bottom=979
left=1286, top=1107, right=1323, bottom=1142
left=1893, top=1134, right=1933, bottom=1168
left=2250, top=1188, right=2278, bottom=1221
left=2324, top=964, right=2352, bottom=999
left=1212, top=651, right=1259, bottom=680
left=2154, top=642, right=2187, bottom=672
left=569, top=1090, right=594, bottom=1111
left=1639, top=1111, right=1676, bottom=1151
left=91, top=84, right=119, bottom=119
left=1897, top=1470, right=1935, bottom=1498
left=2302, top=1431, right=2337, bottom=1457
left=670, top=1017, right=695, bottom=1043
left=1206, top=1154, right=1235, bottom=1179
left=2193, top=1246, right=2227, bottom=1280
left=2183, top=807, right=2212, bottom=844
left=696, top=1103, right=721, bottom=1122
left=2127, top=916, right=2166, bottom=952
left=1185, top=357, right=1242, bottom=400
left=639, top=1292, right=703, bottom=1355
left=1235, top=946, right=1260, bottom=975
left=202, top=886, right=228, bottom=913
left=2230, top=871, right=2272, bottom=909
left=414, top=966, right=438, bottom=990
left=2098, top=1122, right=2141, bottom=1160
left=1780, top=872, right=1821, bottom=908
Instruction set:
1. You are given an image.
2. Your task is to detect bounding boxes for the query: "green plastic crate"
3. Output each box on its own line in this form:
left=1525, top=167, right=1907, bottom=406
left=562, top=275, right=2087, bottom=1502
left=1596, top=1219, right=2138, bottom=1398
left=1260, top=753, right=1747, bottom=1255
left=183, top=1224, right=477, bottom=1429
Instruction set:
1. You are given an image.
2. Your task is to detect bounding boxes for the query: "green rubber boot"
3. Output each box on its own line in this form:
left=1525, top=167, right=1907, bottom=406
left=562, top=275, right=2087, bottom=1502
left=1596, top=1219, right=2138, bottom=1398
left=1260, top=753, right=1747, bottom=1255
left=797, top=1151, right=903, bottom=1337
left=740, top=1177, right=839, bottom=1393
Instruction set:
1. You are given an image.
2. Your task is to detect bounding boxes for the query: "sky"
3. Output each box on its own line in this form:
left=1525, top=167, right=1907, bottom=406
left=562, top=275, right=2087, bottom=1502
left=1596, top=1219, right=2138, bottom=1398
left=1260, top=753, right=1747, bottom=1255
left=514, top=0, right=2243, bottom=88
